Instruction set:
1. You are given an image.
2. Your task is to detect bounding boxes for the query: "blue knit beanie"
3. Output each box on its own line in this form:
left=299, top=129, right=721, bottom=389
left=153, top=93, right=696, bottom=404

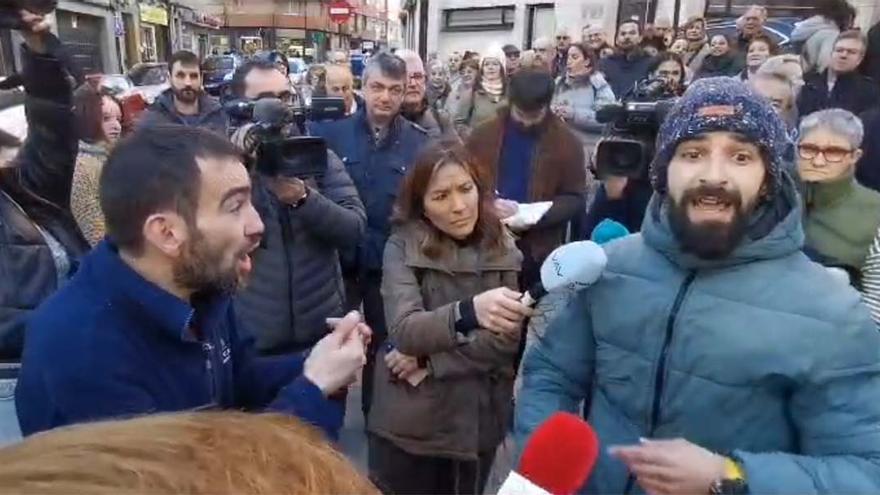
left=649, top=77, right=789, bottom=196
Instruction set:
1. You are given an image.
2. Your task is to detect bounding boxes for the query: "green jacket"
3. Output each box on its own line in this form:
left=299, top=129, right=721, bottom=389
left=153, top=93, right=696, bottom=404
left=516, top=174, right=880, bottom=494
left=803, top=176, right=880, bottom=271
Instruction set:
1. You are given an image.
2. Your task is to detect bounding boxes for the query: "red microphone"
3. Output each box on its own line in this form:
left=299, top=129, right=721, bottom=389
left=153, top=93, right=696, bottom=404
left=498, top=412, right=600, bottom=495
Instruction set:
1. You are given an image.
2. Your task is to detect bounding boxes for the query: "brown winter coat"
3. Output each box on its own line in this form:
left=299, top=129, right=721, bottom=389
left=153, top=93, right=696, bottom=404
left=368, top=221, right=521, bottom=460
left=465, top=109, right=586, bottom=274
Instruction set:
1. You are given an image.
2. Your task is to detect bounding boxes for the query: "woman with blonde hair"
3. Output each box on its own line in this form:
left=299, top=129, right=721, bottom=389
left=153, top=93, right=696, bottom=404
left=0, top=411, right=379, bottom=494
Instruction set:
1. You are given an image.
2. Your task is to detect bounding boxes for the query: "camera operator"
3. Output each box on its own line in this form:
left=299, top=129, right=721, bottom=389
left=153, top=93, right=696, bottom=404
left=227, top=59, right=367, bottom=357
left=584, top=54, right=685, bottom=237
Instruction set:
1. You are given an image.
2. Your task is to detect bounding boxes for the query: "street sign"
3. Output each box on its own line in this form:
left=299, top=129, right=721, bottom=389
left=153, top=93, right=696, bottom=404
left=329, top=0, right=352, bottom=24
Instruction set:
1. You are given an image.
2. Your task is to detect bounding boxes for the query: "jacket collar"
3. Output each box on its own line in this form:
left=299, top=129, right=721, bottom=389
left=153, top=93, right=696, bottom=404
left=355, top=107, right=402, bottom=148
left=803, top=175, right=857, bottom=208
left=86, top=240, right=229, bottom=343
left=397, top=222, right=522, bottom=275
left=641, top=172, right=805, bottom=270
left=154, top=88, right=222, bottom=122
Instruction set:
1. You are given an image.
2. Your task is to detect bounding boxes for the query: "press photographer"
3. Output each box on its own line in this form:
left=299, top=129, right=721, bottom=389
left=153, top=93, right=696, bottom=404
left=583, top=53, right=686, bottom=236
left=226, top=59, right=366, bottom=356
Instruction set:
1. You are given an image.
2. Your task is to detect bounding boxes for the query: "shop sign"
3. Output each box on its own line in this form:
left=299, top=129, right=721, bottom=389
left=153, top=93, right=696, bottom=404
left=139, top=4, right=168, bottom=26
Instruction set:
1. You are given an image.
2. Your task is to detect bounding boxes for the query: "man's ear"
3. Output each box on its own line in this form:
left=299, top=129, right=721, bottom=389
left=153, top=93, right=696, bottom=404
left=142, top=211, right=190, bottom=258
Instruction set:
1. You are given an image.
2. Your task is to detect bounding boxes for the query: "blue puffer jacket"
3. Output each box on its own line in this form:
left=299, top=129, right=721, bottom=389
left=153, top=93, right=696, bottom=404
left=515, top=174, right=880, bottom=494
left=311, top=110, right=430, bottom=273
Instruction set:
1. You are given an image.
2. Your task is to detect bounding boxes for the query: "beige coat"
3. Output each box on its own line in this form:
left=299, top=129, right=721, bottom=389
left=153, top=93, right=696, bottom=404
left=369, top=222, right=521, bottom=460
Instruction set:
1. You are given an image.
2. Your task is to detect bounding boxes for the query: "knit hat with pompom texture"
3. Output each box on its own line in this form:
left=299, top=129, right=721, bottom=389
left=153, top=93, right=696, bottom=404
left=649, top=77, right=789, bottom=196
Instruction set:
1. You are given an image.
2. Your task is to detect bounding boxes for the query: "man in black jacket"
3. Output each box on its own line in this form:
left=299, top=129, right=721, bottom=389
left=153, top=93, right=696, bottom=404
left=0, top=11, right=89, bottom=362
left=599, top=20, right=655, bottom=98
left=798, top=30, right=880, bottom=118
left=228, top=59, right=366, bottom=355
left=860, top=20, right=880, bottom=82
left=138, top=51, right=227, bottom=134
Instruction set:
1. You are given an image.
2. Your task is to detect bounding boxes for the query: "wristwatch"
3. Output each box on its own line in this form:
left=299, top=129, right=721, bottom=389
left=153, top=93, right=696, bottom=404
left=709, top=457, right=749, bottom=495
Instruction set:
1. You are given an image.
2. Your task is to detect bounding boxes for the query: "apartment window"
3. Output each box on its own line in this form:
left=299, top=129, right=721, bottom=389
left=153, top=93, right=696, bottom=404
left=443, top=6, right=515, bottom=32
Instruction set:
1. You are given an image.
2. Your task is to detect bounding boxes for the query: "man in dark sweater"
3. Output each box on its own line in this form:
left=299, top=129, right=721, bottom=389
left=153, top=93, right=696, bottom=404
left=599, top=20, right=655, bottom=98
left=15, top=126, right=370, bottom=439
left=466, top=70, right=586, bottom=288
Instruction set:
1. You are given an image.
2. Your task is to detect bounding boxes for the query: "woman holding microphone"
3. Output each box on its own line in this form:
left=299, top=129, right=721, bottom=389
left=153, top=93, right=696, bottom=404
left=368, top=141, right=531, bottom=495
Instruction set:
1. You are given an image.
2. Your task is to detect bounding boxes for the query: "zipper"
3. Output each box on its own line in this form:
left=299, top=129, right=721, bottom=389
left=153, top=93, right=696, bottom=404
left=623, top=271, right=696, bottom=495
left=202, top=341, right=217, bottom=404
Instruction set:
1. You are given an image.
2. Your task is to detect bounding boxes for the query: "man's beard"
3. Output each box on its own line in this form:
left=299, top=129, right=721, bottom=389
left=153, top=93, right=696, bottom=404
left=509, top=111, right=547, bottom=135
left=173, top=228, right=241, bottom=295
left=668, top=185, right=753, bottom=260
left=401, top=97, right=427, bottom=120
left=173, top=86, right=199, bottom=104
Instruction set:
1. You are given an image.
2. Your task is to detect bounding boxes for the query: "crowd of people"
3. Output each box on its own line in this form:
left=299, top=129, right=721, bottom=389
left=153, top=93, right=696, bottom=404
left=3, top=2, right=880, bottom=494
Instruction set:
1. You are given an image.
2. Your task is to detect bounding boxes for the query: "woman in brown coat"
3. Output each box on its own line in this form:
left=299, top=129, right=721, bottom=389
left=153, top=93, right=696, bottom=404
left=368, top=141, right=531, bottom=495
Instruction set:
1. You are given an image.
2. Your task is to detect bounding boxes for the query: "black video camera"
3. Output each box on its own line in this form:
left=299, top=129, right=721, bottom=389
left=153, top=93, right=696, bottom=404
left=1, top=0, right=57, bottom=29
left=594, top=78, right=679, bottom=179
left=225, top=97, right=344, bottom=179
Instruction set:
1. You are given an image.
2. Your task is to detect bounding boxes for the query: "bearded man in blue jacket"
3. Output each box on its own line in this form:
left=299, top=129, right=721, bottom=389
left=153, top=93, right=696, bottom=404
left=15, top=126, right=369, bottom=440
left=515, top=77, right=880, bottom=494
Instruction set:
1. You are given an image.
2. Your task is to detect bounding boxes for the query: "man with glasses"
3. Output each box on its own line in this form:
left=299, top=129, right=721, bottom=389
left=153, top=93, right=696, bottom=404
left=223, top=59, right=367, bottom=360
left=138, top=51, right=227, bottom=134
left=798, top=30, right=880, bottom=118
left=797, top=108, right=880, bottom=281
left=503, top=44, right=522, bottom=76
left=311, top=52, right=430, bottom=419
left=553, top=28, right=572, bottom=78
left=396, top=49, right=456, bottom=141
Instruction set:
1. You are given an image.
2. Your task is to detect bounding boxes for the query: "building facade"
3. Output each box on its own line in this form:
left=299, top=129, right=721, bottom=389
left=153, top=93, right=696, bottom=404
left=218, top=0, right=394, bottom=62
left=403, top=0, right=880, bottom=61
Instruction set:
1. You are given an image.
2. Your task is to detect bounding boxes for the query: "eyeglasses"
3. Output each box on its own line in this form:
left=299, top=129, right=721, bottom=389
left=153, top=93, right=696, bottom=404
left=556, top=35, right=571, bottom=41
left=797, top=144, right=854, bottom=163
left=408, top=72, right=425, bottom=82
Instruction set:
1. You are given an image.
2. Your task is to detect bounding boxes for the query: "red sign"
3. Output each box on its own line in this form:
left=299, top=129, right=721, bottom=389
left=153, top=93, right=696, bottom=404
left=329, top=0, right=353, bottom=24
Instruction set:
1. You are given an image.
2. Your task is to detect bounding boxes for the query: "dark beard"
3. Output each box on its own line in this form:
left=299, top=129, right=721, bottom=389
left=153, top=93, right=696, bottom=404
left=508, top=112, right=547, bottom=135
left=173, top=86, right=199, bottom=104
left=401, top=98, right=428, bottom=120
left=667, top=185, right=752, bottom=260
left=173, top=228, right=240, bottom=295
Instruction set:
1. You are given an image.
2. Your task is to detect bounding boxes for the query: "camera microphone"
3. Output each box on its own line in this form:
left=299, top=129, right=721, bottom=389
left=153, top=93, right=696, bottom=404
left=252, top=97, right=290, bottom=128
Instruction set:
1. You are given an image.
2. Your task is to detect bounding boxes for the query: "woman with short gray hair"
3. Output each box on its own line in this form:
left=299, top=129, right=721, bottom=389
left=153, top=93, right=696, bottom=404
left=798, top=108, right=880, bottom=288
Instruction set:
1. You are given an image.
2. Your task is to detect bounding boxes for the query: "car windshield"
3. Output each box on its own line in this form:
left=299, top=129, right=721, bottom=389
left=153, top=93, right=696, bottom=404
left=204, top=56, right=234, bottom=71
left=128, top=65, right=168, bottom=86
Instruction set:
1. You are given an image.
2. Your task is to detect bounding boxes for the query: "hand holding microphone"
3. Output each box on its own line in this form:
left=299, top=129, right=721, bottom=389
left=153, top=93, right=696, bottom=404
left=473, top=287, right=534, bottom=339
left=521, top=240, right=608, bottom=307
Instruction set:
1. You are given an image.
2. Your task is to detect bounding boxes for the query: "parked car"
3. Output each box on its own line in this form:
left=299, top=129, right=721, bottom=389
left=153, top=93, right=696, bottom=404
left=705, top=17, right=801, bottom=50
left=203, top=54, right=241, bottom=97
left=126, top=62, right=170, bottom=103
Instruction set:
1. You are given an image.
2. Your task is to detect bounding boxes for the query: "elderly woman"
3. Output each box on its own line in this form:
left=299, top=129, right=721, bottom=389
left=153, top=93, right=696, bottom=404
left=799, top=109, right=880, bottom=283
left=681, top=16, right=712, bottom=77
left=368, top=141, right=528, bottom=494
left=426, top=59, right=451, bottom=112
left=454, top=49, right=507, bottom=137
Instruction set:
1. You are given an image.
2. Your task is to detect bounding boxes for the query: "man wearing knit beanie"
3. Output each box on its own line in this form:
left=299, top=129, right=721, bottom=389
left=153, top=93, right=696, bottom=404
left=516, top=77, right=880, bottom=495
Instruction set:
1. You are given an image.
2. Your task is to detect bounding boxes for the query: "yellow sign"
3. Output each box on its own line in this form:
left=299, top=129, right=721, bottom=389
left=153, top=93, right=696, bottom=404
left=140, top=4, right=168, bottom=26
